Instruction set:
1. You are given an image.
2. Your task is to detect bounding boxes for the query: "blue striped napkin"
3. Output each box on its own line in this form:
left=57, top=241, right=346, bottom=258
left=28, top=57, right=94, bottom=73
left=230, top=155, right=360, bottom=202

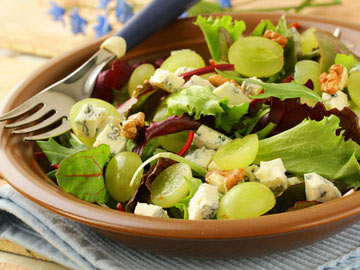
left=1, top=183, right=360, bottom=270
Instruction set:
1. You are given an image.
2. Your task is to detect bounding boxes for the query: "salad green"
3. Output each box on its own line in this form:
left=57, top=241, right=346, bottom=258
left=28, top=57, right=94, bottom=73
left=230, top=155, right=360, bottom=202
left=35, top=14, right=360, bottom=220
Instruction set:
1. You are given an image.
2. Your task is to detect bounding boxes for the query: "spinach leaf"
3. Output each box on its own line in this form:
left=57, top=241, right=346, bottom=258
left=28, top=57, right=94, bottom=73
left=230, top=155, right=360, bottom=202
left=56, top=145, right=111, bottom=203
left=37, top=138, right=77, bottom=166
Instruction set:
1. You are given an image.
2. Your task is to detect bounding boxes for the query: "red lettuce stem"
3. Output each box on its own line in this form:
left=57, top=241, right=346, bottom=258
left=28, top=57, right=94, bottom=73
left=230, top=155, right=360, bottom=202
left=177, top=131, right=195, bottom=157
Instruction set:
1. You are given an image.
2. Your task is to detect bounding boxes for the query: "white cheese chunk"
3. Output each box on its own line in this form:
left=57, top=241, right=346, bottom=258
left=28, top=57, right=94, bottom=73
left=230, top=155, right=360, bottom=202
left=182, top=75, right=214, bottom=89
left=213, top=81, right=250, bottom=105
left=93, top=123, right=127, bottom=154
left=174, top=66, right=194, bottom=76
left=184, top=147, right=215, bottom=169
left=193, top=125, right=231, bottom=150
left=149, top=69, right=185, bottom=93
left=287, top=176, right=303, bottom=186
left=188, top=183, right=219, bottom=220
left=241, top=77, right=263, bottom=96
left=322, top=91, right=349, bottom=110
left=205, top=172, right=227, bottom=193
left=134, top=202, right=169, bottom=218
left=97, top=115, right=122, bottom=133
left=74, top=104, right=107, bottom=138
left=304, top=173, right=341, bottom=202
left=243, top=165, right=259, bottom=182
left=255, top=158, right=288, bottom=195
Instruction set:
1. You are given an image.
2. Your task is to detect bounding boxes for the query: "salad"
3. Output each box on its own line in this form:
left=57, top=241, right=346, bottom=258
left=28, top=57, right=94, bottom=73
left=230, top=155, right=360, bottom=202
left=36, top=15, right=360, bottom=220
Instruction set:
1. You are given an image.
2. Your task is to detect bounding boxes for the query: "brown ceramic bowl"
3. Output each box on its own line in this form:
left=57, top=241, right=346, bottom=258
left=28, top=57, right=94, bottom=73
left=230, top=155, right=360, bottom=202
left=1, top=13, right=360, bottom=259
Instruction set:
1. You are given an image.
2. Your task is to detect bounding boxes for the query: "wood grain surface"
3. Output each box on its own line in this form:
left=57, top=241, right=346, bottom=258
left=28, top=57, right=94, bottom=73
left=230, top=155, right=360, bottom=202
left=0, top=0, right=359, bottom=269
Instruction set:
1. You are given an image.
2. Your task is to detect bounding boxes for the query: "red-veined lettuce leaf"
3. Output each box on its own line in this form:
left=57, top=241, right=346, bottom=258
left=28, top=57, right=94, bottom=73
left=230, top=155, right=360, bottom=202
left=56, top=145, right=110, bottom=203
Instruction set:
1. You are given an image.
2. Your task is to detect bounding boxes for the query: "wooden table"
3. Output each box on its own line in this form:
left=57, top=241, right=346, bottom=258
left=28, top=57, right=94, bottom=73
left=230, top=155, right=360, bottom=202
left=1, top=0, right=360, bottom=269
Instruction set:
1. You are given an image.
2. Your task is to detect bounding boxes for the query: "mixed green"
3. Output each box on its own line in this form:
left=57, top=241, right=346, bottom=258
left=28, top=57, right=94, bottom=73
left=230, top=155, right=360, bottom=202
left=36, top=15, right=360, bottom=220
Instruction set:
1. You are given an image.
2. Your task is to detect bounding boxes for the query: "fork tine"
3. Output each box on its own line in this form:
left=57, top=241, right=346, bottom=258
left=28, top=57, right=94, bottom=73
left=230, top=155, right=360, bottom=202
left=24, top=120, right=71, bottom=141
left=0, top=98, right=42, bottom=121
left=4, top=107, right=53, bottom=129
left=11, top=114, right=64, bottom=135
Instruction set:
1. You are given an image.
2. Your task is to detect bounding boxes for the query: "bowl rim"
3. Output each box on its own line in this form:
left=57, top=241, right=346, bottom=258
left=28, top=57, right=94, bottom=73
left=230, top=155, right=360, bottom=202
left=1, top=12, right=360, bottom=240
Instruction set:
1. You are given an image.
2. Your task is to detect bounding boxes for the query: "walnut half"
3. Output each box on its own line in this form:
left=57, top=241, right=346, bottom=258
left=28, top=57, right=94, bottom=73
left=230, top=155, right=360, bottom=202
left=205, top=169, right=244, bottom=194
left=263, top=30, right=288, bottom=48
left=120, top=112, right=145, bottom=140
left=208, top=74, right=241, bottom=88
left=319, top=64, right=348, bottom=95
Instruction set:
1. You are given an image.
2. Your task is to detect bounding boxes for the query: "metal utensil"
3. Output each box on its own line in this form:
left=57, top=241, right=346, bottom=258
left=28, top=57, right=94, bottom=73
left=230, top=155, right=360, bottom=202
left=0, top=0, right=198, bottom=141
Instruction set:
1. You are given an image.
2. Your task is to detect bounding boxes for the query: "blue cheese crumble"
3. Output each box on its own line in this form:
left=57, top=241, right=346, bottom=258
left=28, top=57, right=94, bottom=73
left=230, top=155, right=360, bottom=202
left=74, top=104, right=106, bottom=137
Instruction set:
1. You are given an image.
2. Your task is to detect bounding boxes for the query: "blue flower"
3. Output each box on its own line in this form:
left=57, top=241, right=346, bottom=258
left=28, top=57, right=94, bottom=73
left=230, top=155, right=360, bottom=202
left=48, top=1, right=66, bottom=24
left=115, top=0, right=134, bottom=23
left=93, top=15, right=112, bottom=37
left=69, top=8, right=87, bottom=35
left=216, top=0, right=232, bottom=8
left=98, top=0, right=111, bottom=9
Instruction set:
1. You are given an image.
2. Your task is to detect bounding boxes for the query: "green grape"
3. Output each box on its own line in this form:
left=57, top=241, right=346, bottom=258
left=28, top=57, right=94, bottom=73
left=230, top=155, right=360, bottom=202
left=212, top=134, right=259, bottom=170
left=348, top=72, right=360, bottom=107
left=350, top=100, right=360, bottom=116
left=158, top=131, right=189, bottom=153
left=105, top=152, right=143, bottom=202
left=217, top=182, right=275, bottom=220
left=160, top=49, right=206, bottom=72
left=294, top=60, right=321, bottom=95
left=128, top=63, right=155, bottom=96
left=69, top=98, right=121, bottom=146
left=228, top=37, right=284, bottom=78
left=151, top=163, right=192, bottom=208
left=299, top=27, right=318, bottom=55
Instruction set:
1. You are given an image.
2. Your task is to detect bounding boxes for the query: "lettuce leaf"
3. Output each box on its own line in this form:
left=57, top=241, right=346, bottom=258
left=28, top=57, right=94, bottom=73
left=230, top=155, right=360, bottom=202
left=255, top=116, right=360, bottom=188
left=56, top=145, right=111, bottom=203
left=175, top=177, right=202, bottom=219
left=166, top=86, right=223, bottom=119
left=37, top=138, right=77, bottom=166
left=195, top=15, right=246, bottom=61
left=251, top=19, right=276, bottom=36
left=314, top=31, right=356, bottom=72
left=165, top=86, right=248, bottom=133
left=216, top=70, right=321, bottom=102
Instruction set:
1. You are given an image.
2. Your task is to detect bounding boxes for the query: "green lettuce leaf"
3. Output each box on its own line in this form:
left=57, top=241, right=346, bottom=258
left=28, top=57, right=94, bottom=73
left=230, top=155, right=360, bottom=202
left=166, top=86, right=223, bottom=119
left=56, top=144, right=111, bottom=203
left=217, top=98, right=249, bottom=133
left=37, top=138, right=77, bottom=166
left=314, top=31, right=355, bottom=72
left=276, top=15, right=288, bottom=37
left=175, top=177, right=202, bottom=219
left=335, top=53, right=358, bottom=71
left=195, top=15, right=246, bottom=61
left=216, top=70, right=321, bottom=101
left=165, top=85, right=248, bottom=133
left=251, top=19, right=276, bottom=36
left=255, top=116, right=360, bottom=188
left=247, top=79, right=321, bottom=101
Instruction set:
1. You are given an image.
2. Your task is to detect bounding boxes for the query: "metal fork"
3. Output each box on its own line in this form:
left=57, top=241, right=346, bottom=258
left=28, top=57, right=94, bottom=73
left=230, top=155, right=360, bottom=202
left=0, top=0, right=199, bottom=141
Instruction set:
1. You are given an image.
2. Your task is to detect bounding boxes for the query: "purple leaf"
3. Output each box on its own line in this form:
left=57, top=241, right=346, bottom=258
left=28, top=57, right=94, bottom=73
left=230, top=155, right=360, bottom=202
left=134, top=115, right=202, bottom=155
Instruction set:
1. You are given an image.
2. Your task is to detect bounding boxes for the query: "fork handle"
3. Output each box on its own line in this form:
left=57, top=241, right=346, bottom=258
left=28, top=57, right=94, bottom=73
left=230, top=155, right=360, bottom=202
left=114, top=0, right=199, bottom=51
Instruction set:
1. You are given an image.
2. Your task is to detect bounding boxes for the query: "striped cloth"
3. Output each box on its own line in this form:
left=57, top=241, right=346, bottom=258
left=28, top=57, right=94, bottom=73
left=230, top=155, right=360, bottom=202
left=0, top=183, right=359, bottom=270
